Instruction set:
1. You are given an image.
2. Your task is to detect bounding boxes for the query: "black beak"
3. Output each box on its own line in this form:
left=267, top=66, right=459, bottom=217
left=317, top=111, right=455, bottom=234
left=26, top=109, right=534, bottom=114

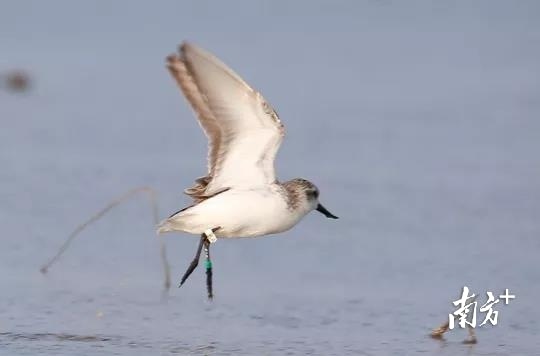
left=316, top=203, right=339, bottom=219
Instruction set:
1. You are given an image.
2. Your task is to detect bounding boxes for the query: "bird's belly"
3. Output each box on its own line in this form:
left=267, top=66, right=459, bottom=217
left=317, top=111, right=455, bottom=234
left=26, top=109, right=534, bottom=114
left=217, top=205, right=298, bottom=238
left=213, top=198, right=296, bottom=238
left=177, top=189, right=304, bottom=238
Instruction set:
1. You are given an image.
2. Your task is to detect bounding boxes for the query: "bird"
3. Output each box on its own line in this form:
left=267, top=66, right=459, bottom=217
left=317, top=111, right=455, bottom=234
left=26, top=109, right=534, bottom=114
left=157, top=42, right=338, bottom=299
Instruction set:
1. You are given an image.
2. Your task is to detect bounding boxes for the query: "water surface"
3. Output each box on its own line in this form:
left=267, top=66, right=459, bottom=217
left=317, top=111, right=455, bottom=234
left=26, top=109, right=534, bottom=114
left=1, top=1, right=539, bottom=354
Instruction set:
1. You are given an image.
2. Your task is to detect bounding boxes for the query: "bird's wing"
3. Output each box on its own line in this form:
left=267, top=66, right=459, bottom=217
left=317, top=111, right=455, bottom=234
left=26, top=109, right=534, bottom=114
left=167, top=42, right=285, bottom=199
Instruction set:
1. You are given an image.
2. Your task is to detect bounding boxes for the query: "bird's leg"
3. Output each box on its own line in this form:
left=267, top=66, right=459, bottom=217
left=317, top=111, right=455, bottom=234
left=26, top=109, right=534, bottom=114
left=204, top=239, right=213, bottom=300
left=179, top=234, right=205, bottom=287
left=203, top=227, right=220, bottom=300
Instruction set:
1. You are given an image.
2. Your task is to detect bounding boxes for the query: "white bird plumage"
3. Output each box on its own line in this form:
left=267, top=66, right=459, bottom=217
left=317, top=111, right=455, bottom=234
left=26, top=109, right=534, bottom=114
left=157, top=42, right=337, bottom=239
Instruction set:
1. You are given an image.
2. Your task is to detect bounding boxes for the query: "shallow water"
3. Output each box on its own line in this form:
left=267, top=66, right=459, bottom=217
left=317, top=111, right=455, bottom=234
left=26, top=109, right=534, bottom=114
left=1, top=1, right=540, bottom=355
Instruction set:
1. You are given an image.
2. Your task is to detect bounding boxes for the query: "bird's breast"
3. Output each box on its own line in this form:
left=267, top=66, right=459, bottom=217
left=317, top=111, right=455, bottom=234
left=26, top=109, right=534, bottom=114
left=208, top=187, right=307, bottom=238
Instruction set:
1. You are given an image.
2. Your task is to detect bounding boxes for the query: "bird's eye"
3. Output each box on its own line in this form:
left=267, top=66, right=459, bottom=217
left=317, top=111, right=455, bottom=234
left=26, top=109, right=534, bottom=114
left=308, top=189, right=319, bottom=199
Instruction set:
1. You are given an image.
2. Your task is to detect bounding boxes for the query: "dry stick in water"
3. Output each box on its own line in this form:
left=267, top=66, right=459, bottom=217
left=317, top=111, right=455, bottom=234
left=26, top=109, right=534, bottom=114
left=40, top=186, right=171, bottom=291
left=430, top=298, right=478, bottom=344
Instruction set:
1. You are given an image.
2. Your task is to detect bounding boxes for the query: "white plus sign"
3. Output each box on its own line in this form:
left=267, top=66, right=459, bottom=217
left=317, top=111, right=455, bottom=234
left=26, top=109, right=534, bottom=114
left=499, top=289, right=516, bottom=305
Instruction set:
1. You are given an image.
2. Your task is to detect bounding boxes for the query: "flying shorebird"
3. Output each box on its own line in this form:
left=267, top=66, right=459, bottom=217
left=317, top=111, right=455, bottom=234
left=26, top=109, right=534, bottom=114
left=157, top=42, right=338, bottom=299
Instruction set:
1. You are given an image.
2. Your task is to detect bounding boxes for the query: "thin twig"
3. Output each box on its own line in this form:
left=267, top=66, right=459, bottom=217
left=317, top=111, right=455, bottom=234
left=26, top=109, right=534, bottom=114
left=40, top=186, right=171, bottom=292
left=430, top=295, right=479, bottom=344
left=430, top=320, right=450, bottom=339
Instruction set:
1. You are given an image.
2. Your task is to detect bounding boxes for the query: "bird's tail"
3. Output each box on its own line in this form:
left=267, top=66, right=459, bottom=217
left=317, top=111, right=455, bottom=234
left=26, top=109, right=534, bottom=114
left=156, top=218, right=174, bottom=235
left=156, top=213, right=196, bottom=235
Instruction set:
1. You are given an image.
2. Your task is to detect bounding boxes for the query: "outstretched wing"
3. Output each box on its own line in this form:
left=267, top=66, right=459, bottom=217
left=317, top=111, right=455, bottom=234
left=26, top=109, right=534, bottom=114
left=167, top=42, right=285, bottom=200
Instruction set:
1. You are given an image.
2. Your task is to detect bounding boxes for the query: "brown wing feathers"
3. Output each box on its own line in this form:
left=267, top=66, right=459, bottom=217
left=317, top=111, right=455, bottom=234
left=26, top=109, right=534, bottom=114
left=166, top=49, right=218, bottom=201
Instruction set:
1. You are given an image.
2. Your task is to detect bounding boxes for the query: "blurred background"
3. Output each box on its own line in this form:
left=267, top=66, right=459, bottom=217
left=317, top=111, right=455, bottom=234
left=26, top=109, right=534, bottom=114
left=1, top=1, right=539, bottom=354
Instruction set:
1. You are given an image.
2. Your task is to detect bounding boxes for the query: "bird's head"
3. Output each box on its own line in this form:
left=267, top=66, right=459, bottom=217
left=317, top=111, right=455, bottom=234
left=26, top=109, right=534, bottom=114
left=285, top=178, right=338, bottom=219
